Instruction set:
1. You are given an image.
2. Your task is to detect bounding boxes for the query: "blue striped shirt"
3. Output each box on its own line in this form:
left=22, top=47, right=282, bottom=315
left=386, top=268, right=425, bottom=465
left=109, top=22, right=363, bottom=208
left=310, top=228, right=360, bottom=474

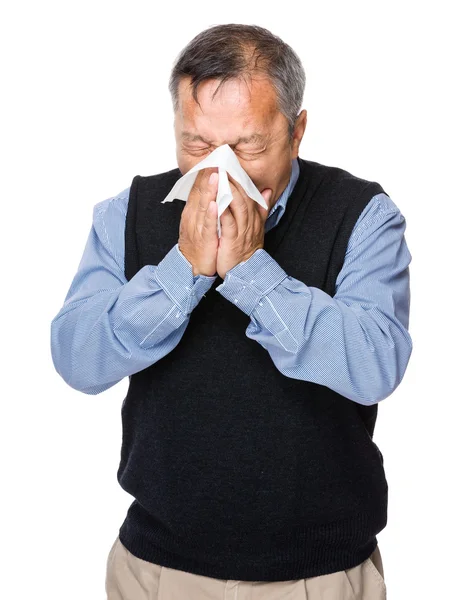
left=50, top=158, right=413, bottom=404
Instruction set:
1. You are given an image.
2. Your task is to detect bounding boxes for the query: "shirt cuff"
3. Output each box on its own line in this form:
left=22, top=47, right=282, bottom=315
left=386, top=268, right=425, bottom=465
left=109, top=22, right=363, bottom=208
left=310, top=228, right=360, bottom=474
left=215, top=249, right=289, bottom=315
left=154, top=244, right=217, bottom=314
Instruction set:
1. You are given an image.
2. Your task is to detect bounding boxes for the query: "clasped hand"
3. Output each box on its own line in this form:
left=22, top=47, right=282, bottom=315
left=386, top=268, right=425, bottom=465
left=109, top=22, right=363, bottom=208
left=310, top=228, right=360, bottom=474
left=178, top=167, right=272, bottom=279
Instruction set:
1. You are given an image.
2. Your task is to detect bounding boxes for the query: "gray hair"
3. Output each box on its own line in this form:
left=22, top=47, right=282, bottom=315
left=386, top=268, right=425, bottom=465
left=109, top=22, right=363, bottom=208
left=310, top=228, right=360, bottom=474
left=168, top=24, right=306, bottom=140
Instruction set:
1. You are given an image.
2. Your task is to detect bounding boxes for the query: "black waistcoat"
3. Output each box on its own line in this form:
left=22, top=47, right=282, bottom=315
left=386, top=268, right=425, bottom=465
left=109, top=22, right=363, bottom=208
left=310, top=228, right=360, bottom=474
left=117, top=156, right=389, bottom=582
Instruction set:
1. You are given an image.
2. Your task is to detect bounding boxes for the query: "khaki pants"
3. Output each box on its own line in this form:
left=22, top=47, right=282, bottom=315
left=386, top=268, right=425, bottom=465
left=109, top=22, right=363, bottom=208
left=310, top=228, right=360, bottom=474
left=105, top=536, right=387, bottom=599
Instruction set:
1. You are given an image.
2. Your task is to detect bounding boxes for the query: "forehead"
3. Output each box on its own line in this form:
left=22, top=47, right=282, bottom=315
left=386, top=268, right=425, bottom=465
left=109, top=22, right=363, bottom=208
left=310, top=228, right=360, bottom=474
left=176, top=75, right=281, bottom=140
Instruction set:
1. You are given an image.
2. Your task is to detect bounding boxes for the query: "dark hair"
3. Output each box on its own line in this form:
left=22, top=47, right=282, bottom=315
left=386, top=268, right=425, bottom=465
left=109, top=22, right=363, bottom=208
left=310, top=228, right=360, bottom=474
left=168, top=24, right=306, bottom=139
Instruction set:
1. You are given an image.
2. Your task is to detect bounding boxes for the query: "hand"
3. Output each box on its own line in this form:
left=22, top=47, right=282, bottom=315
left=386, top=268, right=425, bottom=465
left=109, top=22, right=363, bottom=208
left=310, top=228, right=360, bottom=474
left=178, top=167, right=219, bottom=277
left=216, top=176, right=272, bottom=279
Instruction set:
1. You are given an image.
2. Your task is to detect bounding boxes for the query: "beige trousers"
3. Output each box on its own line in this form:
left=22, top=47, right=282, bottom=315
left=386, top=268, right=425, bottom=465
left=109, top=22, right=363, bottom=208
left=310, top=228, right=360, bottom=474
left=105, top=536, right=387, bottom=599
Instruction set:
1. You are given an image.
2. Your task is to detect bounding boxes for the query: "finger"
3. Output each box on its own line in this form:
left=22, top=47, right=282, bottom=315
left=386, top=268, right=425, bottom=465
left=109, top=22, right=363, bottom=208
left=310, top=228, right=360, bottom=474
left=196, top=171, right=218, bottom=237
left=219, top=206, right=237, bottom=239
left=227, top=177, right=250, bottom=234
left=198, top=170, right=218, bottom=213
left=188, top=167, right=218, bottom=209
left=201, top=200, right=219, bottom=241
left=228, top=173, right=249, bottom=202
left=186, top=168, right=216, bottom=236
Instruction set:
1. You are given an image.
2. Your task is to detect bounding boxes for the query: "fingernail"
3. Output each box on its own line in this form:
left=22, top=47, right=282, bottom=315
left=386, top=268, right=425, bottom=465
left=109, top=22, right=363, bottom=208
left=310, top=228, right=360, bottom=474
left=209, top=173, right=218, bottom=185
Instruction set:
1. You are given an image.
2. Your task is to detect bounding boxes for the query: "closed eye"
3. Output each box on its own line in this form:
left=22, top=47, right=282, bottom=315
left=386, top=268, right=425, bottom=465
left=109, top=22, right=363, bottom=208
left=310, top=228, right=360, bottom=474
left=235, top=149, right=265, bottom=159
left=184, top=146, right=265, bottom=157
left=184, top=147, right=210, bottom=156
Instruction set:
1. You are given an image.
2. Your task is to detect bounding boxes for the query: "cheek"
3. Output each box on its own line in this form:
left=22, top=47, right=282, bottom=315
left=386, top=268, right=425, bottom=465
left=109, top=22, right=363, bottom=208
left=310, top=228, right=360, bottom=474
left=238, top=162, right=269, bottom=192
left=176, top=148, right=199, bottom=175
left=251, top=169, right=277, bottom=195
left=177, top=158, right=193, bottom=176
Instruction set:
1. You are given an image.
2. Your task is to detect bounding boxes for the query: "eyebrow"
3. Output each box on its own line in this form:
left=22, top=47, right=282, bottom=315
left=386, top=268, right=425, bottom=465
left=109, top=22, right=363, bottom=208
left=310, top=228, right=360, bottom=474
left=181, top=132, right=265, bottom=145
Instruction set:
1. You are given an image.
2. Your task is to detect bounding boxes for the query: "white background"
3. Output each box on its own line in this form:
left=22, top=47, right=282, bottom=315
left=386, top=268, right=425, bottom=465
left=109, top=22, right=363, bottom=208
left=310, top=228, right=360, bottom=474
left=2, top=1, right=465, bottom=598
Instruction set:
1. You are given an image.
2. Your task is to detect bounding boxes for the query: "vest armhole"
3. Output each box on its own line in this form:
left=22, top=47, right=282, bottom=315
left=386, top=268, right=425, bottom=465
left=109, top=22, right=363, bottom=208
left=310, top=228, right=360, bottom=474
left=323, top=180, right=386, bottom=296
left=124, top=174, right=142, bottom=282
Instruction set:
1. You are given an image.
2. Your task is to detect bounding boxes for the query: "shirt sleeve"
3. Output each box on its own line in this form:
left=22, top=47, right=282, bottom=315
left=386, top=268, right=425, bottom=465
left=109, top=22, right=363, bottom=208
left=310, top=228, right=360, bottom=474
left=50, top=189, right=217, bottom=395
left=215, top=193, right=413, bottom=405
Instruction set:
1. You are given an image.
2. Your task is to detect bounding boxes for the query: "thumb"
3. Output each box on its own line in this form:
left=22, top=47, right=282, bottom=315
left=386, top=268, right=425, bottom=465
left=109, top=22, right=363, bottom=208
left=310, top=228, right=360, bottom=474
left=261, top=188, right=272, bottom=205
left=260, top=188, right=273, bottom=216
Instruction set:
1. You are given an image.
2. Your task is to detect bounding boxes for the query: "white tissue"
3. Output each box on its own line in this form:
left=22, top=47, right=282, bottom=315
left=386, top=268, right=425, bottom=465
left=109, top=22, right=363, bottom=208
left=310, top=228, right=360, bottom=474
left=161, top=144, right=268, bottom=236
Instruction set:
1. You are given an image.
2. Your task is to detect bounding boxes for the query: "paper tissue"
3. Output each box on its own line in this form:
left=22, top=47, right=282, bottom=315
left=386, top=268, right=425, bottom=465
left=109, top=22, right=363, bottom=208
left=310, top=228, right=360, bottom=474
left=161, top=144, right=268, bottom=236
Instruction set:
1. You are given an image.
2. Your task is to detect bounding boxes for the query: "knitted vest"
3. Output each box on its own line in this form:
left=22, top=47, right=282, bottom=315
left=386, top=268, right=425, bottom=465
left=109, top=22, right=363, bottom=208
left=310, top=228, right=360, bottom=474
left=117, top=156, right=388, bottom=582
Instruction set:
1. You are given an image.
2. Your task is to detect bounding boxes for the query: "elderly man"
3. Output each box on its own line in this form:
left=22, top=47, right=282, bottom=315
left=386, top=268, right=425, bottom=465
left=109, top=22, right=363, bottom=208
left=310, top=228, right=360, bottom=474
left=51, top=23, right=412, bottom=599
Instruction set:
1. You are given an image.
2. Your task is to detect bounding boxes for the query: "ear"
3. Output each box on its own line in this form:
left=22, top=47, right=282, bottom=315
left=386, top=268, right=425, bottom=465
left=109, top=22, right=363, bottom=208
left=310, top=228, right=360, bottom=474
left=291, top=109, right=307, bottom=159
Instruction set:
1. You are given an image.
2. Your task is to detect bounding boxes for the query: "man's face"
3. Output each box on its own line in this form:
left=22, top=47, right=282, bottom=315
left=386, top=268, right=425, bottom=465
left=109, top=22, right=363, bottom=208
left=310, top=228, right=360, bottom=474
left=174, top=75, right=306, bottom=211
